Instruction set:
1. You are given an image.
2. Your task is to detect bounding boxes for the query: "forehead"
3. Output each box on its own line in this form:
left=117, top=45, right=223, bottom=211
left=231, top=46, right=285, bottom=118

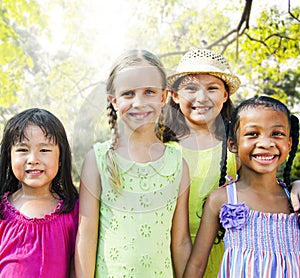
left=114, top=65, right=163, bottom=93
left=238, top=107, right=289, bottom=128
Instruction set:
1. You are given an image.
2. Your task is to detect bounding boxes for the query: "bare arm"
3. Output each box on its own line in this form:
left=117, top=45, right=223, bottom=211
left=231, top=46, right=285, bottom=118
left=171, top=159, right=192, bottom=278
left=183, top=188, right=225, bottom=278
left=75, top=149, right=101, bottom=278
left=291, top=180, right=300, bottom=211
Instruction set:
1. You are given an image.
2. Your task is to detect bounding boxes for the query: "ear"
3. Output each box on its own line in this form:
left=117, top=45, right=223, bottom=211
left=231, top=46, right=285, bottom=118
left=107, top=95, right=118, bottom=111
left=161, top=89, right=168, bottom=105
left=227, top=137, right=238, bottom=153
left=288, top=136, right=292, bottom=152
left=223, top=90, right=229, bottom=103
left=171, top=90, right=180, bottom=104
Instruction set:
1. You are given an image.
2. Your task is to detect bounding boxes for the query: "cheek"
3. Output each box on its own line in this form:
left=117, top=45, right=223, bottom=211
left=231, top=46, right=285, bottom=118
left=212, top=96, right=226, bottom=110
left=178, top=95, right=192, bottom=107
left=10, top=159, right=23, bottom=179
left=10, top=154, right=22, bottom=169
left=115, top=101, right=130, bottom=113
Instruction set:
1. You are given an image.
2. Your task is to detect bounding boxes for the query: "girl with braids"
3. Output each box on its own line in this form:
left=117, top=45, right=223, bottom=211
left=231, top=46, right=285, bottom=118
left=163, top=48, right=241, bottom=277
left=0, top=108, right=79, bottom=277
left=164, top=49, right=300, bottom=276
left=75, top=49, right=191, bottom=278
left=184, top=96, right=300, bottom=277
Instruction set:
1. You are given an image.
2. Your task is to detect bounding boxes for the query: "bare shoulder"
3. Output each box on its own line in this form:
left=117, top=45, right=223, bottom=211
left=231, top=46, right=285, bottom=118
left=80, top=148, right=101, bottom=199
left=205, top=186, right=228, bottom=212
left=81, top=149, right=98, bottom=175
left=85, top=148, right=97, bottom=163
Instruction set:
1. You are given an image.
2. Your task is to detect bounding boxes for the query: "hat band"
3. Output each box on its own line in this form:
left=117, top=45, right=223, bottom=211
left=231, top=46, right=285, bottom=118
left=177, top=64, right=231, bottom=74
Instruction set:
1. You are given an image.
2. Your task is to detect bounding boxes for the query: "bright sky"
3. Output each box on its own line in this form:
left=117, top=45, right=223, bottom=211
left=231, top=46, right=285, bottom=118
left=44, top=0, right=298, bottom=79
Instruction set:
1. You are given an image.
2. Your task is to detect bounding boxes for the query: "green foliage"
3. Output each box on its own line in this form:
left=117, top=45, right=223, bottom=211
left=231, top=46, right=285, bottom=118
left=291, top=150, right=300, bottom=180
left=1, top=0, right=299, bottom=180
left=0, top=0, right=46, bottom=108
left=236, top=7, right=300, bottom=107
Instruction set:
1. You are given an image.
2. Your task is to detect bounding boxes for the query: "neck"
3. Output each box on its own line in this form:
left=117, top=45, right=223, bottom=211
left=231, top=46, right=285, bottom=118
left=180, top=128, right=220, bottom=150
left=187, top=120, right=216, bottom=134
left=15, top=186, right=54, bottom=199
left=238, top=168, right=279, bottom=192
left=116, top=127, right=164, bottom=163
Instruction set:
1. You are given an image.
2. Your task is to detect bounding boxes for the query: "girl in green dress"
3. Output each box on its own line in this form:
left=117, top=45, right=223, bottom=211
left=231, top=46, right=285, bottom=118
left=75, top=49, right=192, bottom=278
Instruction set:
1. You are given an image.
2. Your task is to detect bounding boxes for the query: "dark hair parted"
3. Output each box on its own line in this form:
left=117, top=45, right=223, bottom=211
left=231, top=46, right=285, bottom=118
left=219, top=96, right=299, bottom=190
left=162, top=76, right=234, bottom=143
left=0, top=108, right=78, bottom=215
left=162, top=76, right=234, bottom=187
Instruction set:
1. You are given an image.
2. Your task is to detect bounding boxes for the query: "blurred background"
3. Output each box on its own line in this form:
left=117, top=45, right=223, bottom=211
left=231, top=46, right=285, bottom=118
left=1, top=0, right=299, bottom=183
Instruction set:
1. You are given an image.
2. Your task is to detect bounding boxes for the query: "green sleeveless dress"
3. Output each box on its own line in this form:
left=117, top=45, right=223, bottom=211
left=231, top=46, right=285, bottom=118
left=94, top=141, right=183, bottom=277
left=169, top=141, right=237, bottom=278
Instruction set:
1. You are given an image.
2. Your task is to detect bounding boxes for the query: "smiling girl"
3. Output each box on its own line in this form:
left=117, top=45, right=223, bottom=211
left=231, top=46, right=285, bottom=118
left=75, top=50, right=191, bottom=278
left=0, top=108, right=79, bottom=277
left=184, top=96, right=300, bottom=277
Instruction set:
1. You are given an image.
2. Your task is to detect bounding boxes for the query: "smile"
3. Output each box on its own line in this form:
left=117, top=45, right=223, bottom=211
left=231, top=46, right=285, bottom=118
left=128, top=112, right=152, bottom=120
left=252, top=154, right=278, bottom=164
left=191, top=106, right=211, bottom=113
left=254, top=155, right=276, bottom=160
left=26, top=170, right=43, bottom=174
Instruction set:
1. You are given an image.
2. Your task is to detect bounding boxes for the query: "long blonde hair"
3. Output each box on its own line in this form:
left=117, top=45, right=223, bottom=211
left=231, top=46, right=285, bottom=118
left=105, top=49, right=167, bottom=188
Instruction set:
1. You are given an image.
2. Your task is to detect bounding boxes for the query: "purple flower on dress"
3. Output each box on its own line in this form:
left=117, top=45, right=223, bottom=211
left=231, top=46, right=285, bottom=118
left=220, top=203, right=249, bottom=229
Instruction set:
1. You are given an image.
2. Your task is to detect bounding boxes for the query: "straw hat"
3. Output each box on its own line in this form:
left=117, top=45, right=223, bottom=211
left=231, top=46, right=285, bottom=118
left=167, top=49, right=241, bottom=95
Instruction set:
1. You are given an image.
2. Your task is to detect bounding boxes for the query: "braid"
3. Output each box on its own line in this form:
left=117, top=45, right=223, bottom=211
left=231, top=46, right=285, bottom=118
left=219, top=121, right=230, bottom=186
left=105, top=102, right=122, bottom=189
left=156, top=112, right=165, bottom=142
left=283, top=115, right=299, bottom=190
left=215, top=121, right=230, bottom=243
left=107, top=102, right=119, bottom=149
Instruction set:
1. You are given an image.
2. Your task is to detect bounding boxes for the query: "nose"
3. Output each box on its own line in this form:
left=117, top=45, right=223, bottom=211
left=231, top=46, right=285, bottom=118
left=27, top=151, right=40, bottom=165
left=132, top=94, right=146, bottom=108
left=256, top=137, right=275, bottom=148
left=194, top=88, right=208, bottom=102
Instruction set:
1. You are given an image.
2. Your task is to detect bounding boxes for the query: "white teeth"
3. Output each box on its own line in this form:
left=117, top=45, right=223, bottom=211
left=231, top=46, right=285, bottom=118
left=255, top=156, right=274, bottom=160
left=135, top=114, right=147, bottom=119
left=130, top=112, right=149, bottom=119
left=193, top=107, right=210, bottom=112
left=27, top=170, right=42, bottom=174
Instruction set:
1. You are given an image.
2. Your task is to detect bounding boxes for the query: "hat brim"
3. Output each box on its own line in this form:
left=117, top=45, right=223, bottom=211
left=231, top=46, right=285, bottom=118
left=167, top=71, right=241, bottom=95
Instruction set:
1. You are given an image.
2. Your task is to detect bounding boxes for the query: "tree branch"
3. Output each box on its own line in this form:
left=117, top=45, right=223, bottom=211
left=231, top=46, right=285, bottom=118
left=289, top=0, right=300, bottom=23
left=160, top=0, right=253, bottom=58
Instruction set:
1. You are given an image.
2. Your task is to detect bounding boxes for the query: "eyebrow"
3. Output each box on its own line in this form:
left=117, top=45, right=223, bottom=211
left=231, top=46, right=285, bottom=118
left=242, top=124, right=286, bottom=129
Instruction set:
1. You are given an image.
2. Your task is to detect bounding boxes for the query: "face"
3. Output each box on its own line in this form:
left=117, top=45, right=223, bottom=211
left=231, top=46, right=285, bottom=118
left=108, top=64, right=167, bottom=133
left=172, top=74, right=228, bottom=130
left=11, top=125, right=60, bottom=192
left=230, top=107, right=292, bottom=175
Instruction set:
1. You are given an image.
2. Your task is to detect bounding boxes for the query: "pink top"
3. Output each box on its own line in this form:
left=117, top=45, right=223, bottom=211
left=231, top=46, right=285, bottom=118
left=0, top=193, right=78, bottom=278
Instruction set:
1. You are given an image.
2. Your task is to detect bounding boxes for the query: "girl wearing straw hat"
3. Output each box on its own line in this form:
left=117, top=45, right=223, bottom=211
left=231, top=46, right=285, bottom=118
left=163, top=48, right=300, bottom=277
left=163, top=48, right=240, bottom=277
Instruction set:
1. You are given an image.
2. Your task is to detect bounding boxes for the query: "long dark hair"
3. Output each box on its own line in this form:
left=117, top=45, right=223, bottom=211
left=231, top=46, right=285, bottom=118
left=162, top=77, right=234, bottom=187
left=162, top=77, right=234, bottom=142
left=0, top=108, right=78, bottom=215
